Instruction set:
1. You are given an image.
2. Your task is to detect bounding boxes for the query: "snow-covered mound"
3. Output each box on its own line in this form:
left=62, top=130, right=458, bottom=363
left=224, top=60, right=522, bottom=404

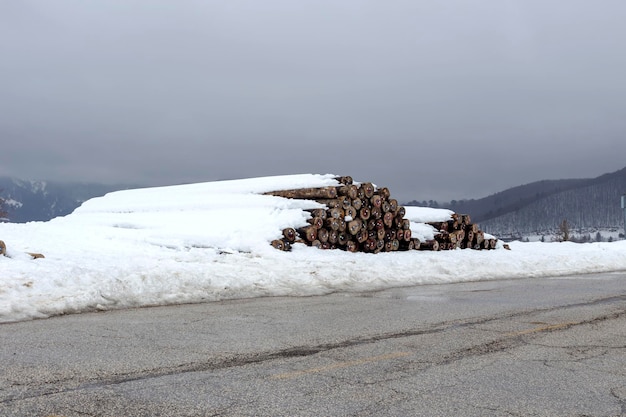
left=1, top=173, right=626, bottom=323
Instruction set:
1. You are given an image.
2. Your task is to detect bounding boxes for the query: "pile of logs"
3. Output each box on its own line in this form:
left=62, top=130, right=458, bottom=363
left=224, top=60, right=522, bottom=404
left=266, top=176, right=498, bottom=253
left=426, top=214, right=498, bottom=251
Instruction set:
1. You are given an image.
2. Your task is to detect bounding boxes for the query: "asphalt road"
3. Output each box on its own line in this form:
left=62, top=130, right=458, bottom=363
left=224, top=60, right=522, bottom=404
left=1, top=272, right=625, bottom=416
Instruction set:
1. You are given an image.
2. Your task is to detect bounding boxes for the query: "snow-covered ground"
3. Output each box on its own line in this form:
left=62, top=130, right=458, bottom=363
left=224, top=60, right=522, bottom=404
left=2, top=173, right=626, bottom=324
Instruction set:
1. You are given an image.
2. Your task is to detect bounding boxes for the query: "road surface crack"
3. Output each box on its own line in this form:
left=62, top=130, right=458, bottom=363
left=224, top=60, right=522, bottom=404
left=2, top=296, right=624, bottom=404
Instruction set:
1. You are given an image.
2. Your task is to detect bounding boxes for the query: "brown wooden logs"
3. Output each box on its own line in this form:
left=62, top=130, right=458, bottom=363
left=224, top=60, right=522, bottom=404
left=419, top=239, right=440, bottom=251
left=337, top=184, right=358, bottom=199
left=282, top=228, right=297, bottom=242
left=348, top=219, right=362, bottom=235
left=270, top=182, right=496, bottom=253
left=265, top=186, right=337, bottom=199
left=334, top=176, right=353, bottom=185
left=307, top=217, right=324, bottom=229
left=305, top=208, right=327, bottom=219
left=297, top=226, right=318, bottom=242
left=271, top=239, right=292, bottom=251
left=360, top=182, right=375, bottom=198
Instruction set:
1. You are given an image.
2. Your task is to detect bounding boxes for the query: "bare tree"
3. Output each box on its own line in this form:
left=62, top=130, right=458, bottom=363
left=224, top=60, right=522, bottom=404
left=555, top=219, right=570, bottom=242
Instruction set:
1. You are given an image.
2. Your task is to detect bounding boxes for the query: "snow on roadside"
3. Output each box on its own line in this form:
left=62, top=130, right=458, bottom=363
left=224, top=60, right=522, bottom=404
left=1, top=173, right=626, bottom=323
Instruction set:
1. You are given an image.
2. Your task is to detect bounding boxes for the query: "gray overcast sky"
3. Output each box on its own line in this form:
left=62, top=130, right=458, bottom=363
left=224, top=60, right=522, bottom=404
left=1, top=1, right=626, bottom=203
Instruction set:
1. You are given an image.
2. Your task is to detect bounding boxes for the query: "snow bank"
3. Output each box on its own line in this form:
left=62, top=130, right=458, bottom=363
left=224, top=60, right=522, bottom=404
left=1, top=174, right=626, bottom=323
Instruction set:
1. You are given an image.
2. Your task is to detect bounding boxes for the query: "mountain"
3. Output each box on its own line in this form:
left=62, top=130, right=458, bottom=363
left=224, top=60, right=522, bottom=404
left=0, top=177, right=135, bottom=223
left=409, top=167, right=626, bottom=238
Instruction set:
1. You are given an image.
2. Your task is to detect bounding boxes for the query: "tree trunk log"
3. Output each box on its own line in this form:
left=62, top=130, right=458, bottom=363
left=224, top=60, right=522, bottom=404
left=317, top=227, right=329, bottom=243
left=348, top=219, right=362, bottom=235
left=334, top=176, right=353, bottom=185
left=265, top=187, right=337, bottom=199
left=325, top=217, right=340, bottom=231
left=419, top=239, right=440, bottom=251
left=307, top=217, right=324, bottom=229
left=378, top=187, right=391, bottom=200
left=282, top=228, right=297, bottom=242
left=359, top=182, right=375, bottom=198
left=317, top=199, right=341, bottom=209
left=370, top=194, right=382, bottom=208
left=337, top=185, right=358, bottom=199
left=304, top=208, right=327, bottom=219
left=297, top=226, right=318, bottom=242
left=345, top=205, right=358, bottom=220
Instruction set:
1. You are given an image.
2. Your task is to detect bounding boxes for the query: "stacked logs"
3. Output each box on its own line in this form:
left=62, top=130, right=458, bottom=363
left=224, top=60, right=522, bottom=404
left=267, top=176, right=498, bottom=253
left=426, top=214, right=498, bottom=251
left=267, top=177, right=420, bottom=253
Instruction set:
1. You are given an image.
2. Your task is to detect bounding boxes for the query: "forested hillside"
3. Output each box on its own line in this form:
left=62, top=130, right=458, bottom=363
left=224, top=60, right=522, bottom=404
left=477, top=168, right=626, bottom=236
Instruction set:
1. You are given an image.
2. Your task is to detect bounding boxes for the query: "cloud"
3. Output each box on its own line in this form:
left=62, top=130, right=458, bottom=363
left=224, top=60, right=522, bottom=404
left=1, top=0, right=625, bottom=202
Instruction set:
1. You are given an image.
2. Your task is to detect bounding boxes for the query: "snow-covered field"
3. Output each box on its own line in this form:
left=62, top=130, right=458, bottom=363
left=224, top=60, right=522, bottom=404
left=2, top=173, right=626, bottom=324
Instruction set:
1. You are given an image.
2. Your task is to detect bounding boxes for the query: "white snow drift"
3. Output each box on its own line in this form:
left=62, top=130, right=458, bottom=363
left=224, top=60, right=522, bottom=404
left=1, top=173, right=625, bottom=323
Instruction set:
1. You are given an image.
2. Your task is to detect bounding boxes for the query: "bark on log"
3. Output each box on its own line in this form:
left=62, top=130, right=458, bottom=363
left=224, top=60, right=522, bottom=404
left=419, top=239, right=440, bottom=251
left=345, top=206, right=358, bottom=220
left=297, top=226, right=318, bottom=242
left=383, top=212, right=394, bottom=228
left=370, top=194, right=382, bottom=208
left=399, top=240, right=415, bottom=251
left=317, top=228, right=329, bottom=243
left=328, top=207, right=345, bottom=220
left=378, top=187, right=391, bottom=200
left=351, top=198, right=363, bottom=211
left=337, top=184, right=358, bottom=199
left=348, top=219, right=362, bottom=235
left=363, top=238, right=377, bottom=252
left=265, top=187, right=337, bottom=199
left=360, top=182, right=375, bottom=198
left=339, top=196, right=352, bottom=210
left=325, top=217, right=340, bottom=231
left=338, top=218, right=347, bottom=232
left=338, top=231, right=349, bottom=246
left=282, top=228, right=297, bottom=242
left=305, top=208, right=327, bottom=219
left=317, top=199, right=341, bottom=209
left=388, top=199, right=398, bottom=214
left=356, top=229, right=369, bottom=243
left=359, top=206, right=371, bottom=220
left=271, top=239, right=291, bottom=251
left=334, top=176, right=353, bottom=185
left=307, top=217, right=324, bottom=229
left=428, top=221, right=448, bottom=232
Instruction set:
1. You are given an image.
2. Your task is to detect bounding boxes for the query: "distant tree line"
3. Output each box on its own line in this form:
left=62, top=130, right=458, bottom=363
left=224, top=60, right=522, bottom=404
left=0, top=189, right=8, bottom=220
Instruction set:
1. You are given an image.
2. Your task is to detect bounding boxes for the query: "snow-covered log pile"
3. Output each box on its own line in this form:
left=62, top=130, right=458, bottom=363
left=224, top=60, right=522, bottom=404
left=266, top=176, right=499, bottom=252
left=427, top=214, right=497, bottom=251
